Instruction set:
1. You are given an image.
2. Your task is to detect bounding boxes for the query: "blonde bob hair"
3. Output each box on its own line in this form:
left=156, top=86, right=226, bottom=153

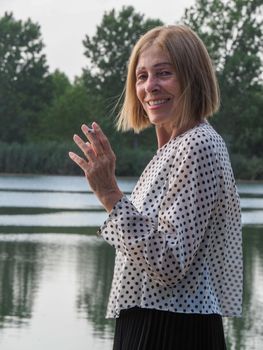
left=117, top=25, right=220, bottom=133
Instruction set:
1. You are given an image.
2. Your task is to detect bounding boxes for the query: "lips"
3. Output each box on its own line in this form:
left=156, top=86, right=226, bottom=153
left=146, top=98, right=171, bottom=107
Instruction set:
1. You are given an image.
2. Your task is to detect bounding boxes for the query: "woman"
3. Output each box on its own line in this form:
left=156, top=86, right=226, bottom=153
left=69, top=25, right=243, bottom=350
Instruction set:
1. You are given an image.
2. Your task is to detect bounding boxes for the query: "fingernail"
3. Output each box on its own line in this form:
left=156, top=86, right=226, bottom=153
left=92, top=121, right=99, bottom=128
left=69, top=152, right=74, bottom=158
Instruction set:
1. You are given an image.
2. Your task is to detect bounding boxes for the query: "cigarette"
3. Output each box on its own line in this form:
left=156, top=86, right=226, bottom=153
left=87, top=126, right=95, bottom=133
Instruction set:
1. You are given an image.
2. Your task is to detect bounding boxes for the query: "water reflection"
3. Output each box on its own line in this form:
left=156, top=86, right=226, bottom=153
left=76, top=239, right=115, bottom=335
left=0, top=210, right=107, bottom=227
left=224, top=226, right=263, bottom=350
left=0, top=175, right=136, bottom=193
left=0, top=228, right=262, bottom=349
left=0, top=234, right=114, bottom=350
left=0, top=191, right=102, bottom=208
left=0, top=235, right=43, bottom=328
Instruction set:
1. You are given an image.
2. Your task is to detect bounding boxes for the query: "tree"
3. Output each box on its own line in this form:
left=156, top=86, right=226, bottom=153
left=39, top=80, right=96, bottom=141
left=182, top=0, right=263, bottom=158
left=82, top=6, right=163, bottom=121
left=49, top=69, right=71, bottom=100
left=0, top=12, right=52, bottom=143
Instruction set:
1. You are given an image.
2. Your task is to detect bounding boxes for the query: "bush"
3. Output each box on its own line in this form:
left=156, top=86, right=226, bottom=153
left=115, top=147, right=154, bottom=176
left=231, top=153, right=263, bottom=180
left=0, top=141, right=79, bottom=175
left=0, top=141, right=154, bottom=176
left=0, top=142, right=262, bottom=180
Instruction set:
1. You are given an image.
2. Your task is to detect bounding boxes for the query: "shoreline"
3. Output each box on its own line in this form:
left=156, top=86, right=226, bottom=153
left=0, top=173, right=262, bottom=183
left=0, top=172, right=139, bottom=181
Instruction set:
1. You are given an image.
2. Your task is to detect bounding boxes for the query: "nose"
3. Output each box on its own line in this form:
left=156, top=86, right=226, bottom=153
left=145, top=75, right=160, bottom=93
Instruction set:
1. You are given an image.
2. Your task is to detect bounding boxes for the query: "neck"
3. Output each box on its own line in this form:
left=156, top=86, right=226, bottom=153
left=156, top=128, right=171, bottom=149
left=156, top=119, right=205, bottom=149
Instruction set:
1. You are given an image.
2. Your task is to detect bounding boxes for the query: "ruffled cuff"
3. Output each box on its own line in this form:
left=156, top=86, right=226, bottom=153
left=96, top=195, right=131, bottom=236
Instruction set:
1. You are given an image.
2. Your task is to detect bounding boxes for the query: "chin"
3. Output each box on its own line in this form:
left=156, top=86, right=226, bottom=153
left=148, top=115, right=171, bottom=126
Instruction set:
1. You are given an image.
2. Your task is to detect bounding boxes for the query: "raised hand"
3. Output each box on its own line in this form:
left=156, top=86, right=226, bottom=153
left=69, top=122, right=123, bottom=212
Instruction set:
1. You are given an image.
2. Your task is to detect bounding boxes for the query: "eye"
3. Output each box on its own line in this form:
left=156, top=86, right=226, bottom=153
left=157, top=70, right=172, bottom=77
left=136, top=73, right=147, bottom=81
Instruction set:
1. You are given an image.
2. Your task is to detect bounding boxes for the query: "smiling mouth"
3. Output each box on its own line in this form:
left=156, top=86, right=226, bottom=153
left=147, top=98, right=171, bottom=106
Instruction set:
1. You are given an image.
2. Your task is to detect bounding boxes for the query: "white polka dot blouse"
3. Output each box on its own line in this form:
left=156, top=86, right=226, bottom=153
left=98, top=121, right=243, bottom=319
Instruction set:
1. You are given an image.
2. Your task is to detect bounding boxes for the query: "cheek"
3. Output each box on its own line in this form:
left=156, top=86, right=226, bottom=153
left=173, top=81, right=181, bottom=97
left=135, top=85, right=144, bottom=103
left=166, top=78, right=180, bottom=95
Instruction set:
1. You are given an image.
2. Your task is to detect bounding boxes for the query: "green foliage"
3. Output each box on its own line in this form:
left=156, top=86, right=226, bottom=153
left=50, top=69, right=71, bottom=99
left=116, top=147, right=154, bottom=176
left=0, top=142, right=78, bottom=175
left=0, top=12, right=53, bottom=143
left=0, top=141, right=154, bottom=177
left=231, top=153, right=263, bottom=180
left=38, top=80, right=95, bottom=141
left=182, top=0, right=263, bottom=158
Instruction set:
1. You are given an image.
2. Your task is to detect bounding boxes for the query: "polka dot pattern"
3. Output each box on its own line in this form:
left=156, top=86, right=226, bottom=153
left=98, top=122, right=243, bottom=319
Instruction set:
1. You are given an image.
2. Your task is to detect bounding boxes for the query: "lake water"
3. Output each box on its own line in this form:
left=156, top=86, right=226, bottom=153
left=0, top=175, right=262, bottom=350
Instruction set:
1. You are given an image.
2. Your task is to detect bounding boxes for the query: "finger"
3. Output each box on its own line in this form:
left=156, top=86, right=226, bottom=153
left=92, top=122, right=114, bottom=155
left=73, top=134, right=96, bottom=162
left=81, top=124, right=104, bottom=156
left=68, top=152, right=90, bottom=173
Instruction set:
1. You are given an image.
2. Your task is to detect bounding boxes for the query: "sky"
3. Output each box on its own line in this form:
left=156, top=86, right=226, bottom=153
left=0, top=0, right=195, bottom=80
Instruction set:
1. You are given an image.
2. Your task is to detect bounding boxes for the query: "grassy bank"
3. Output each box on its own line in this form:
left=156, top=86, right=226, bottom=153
left=0, top=141, right=154, bottom=177
left=0, top=142, right=262, bottom=180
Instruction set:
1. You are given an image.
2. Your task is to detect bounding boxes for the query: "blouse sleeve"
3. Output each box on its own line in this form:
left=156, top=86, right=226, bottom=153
left=98, top=139, right=220, bottom=287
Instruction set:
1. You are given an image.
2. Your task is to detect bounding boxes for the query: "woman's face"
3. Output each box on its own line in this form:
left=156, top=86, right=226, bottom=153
left=135, top=45, right=181, bottom=130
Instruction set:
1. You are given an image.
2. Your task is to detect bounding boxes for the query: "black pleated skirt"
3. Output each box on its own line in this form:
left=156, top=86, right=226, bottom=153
left=113, top=307, right=226, bottom=350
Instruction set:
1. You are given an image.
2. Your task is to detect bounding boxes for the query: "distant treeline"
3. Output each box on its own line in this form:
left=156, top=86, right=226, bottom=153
left=0, top=2, right=262, bottom=179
